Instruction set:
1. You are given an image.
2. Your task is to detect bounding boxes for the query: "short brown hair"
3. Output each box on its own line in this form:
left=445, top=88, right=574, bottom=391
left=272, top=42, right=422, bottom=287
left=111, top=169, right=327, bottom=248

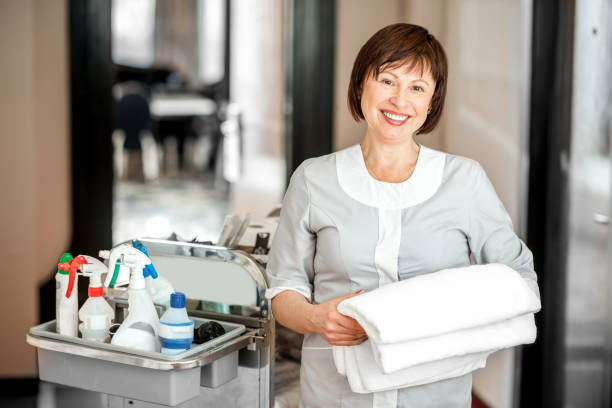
left=347, top=24, right=448, bottom=135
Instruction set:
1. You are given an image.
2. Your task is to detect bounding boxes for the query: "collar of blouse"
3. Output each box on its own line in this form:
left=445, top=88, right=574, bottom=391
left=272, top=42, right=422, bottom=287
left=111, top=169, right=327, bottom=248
left=335, top=144, right=446, bottom=210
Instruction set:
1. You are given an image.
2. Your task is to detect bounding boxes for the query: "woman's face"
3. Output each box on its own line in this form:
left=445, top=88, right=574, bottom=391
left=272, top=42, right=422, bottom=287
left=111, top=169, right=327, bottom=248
left=360, top=62, right=436, bottom=144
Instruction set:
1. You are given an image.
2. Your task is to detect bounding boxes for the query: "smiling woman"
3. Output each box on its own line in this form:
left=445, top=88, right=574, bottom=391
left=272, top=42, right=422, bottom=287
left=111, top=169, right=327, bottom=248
left=358, top=62, right=435, bottom=182
left=348, top=24, right=448, bottom=183
left=266, top=23, right=539, bottom=408
left=347, top=24, right=448, bottom=135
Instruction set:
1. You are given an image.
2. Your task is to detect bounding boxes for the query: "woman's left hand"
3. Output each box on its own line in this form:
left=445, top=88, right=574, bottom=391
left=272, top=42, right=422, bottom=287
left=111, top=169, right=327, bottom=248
left=308, top=290, right=368, bottom=346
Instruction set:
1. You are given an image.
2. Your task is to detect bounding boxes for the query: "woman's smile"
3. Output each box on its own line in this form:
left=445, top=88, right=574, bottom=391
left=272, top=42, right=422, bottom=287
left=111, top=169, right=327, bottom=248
left=380, top=109, right=410, bottom=126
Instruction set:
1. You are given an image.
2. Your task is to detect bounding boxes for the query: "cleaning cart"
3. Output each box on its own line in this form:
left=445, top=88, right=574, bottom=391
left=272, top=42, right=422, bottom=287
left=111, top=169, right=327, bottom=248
left=27, top=238, right=275, bottom=407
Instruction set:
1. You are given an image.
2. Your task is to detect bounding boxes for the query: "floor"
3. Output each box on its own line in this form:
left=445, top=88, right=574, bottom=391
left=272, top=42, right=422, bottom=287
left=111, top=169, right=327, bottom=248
left=113, top=175, right=231, bottom=245
left=113, top=153, right=285, bottom=245
left=0, top=382, right=104, bottom=408
left=1, top=381, right=490, bottom=408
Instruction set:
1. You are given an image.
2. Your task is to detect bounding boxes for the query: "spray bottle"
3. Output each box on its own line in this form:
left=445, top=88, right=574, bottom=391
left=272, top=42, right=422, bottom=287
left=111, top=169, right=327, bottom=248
left=110, top=252, right=161, bottom=352
left=78, top=259, right=115, bottom=343
left=132, top=240, right=174, bottom=306
left=56, top=254, right=87, bottom=336
left=100, top=241, right=174, bottom=306
left=100, top=243, right=134, bottom=288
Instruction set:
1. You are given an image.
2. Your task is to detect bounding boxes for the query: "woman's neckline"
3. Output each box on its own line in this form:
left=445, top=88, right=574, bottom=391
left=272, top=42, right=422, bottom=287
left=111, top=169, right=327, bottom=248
left=358, top=143, right=424, bottom=185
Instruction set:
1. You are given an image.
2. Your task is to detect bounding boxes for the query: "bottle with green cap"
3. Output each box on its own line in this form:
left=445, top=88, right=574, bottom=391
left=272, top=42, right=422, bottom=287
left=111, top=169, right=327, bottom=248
left=55, top=252, right=78, bottom=336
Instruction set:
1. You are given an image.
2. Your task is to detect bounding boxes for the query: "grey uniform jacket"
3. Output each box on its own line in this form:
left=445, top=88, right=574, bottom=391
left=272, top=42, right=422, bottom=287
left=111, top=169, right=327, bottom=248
left=266, top=144, right=539, bottom=408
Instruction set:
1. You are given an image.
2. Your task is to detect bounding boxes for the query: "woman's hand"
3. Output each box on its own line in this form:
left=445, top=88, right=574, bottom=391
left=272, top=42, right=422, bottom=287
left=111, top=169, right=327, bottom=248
left=309, top=291, right=368, bottom=346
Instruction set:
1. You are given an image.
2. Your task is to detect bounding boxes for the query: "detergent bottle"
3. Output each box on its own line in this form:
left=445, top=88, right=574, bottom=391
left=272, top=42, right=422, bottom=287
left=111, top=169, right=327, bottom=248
left=132, top=240, right=174, bottom=306
left=159, top=292, right=194, bottom=355
left=79, top=260, right=114, bottom=343
left=111, top=254, right=161, bottom=352
left=56, top=254, right=87, bottom=336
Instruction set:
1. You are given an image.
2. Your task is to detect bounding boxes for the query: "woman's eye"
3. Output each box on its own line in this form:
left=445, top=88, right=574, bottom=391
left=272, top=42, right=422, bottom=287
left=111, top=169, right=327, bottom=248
left=413, top=86, right=424, bottom=92
left=382, top=79, right=394, bottom=86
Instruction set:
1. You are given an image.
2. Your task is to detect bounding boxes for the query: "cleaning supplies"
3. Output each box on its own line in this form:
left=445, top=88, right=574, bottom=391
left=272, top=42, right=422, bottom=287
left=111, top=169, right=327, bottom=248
left=132, top=240, right=174, bottom=306
left=78, top=260, right=114, bottom=343
left=101, top=241, right=174, bottom=306
left=56, top=254, right=87, bottom=336
left=111, top=254, right=161, bottom=352
left=193, top=321, right=226, bottom=344
left=100, top=243, right=134, bottom=288
left=55, top=253, right=75, bottom=336
left=159, top=292, right=194, bottom=355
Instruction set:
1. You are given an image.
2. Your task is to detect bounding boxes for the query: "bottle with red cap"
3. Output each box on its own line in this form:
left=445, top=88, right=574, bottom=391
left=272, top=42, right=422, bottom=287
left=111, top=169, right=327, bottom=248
left=56, top=253, right=87, bottom=336
left=78, top=260, right=115, bottom=343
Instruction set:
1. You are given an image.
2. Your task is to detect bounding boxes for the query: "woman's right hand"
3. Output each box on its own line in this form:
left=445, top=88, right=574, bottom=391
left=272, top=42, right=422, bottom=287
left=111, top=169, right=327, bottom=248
left=309, top=291, right=368, bottom=346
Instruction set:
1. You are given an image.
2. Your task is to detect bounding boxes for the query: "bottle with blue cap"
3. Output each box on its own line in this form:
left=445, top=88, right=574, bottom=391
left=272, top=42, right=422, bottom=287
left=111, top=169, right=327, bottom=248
left=132, top=240, right=174, bottom=306
left=111, top=255, right=161, bottom=352
left=159, top=292, right=194, bottom=355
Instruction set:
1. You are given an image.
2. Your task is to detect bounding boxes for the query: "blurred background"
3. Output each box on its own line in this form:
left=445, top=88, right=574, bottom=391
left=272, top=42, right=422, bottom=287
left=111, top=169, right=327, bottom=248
left=1, top=0, right=611, bottom=407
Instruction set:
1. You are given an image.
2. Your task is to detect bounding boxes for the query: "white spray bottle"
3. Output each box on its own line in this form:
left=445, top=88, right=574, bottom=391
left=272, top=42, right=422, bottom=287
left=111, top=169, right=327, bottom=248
left=111, top=252, right=161, bottom=352
left=100, top=241, right=174, bottom=306
left=78, top=258, right=115, bottom=343
left=100, top=243, right=134, bottom=288
left=132, top=240, right=174, bottom=306
left=56, top=254, right=87, bottom=336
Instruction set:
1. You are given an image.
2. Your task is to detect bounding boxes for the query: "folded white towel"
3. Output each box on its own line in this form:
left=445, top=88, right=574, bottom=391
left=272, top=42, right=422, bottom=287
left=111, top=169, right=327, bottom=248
left=372, top=313, right=536, bottom=373
left=337, top=263, right=541, bottom=344
left=333, top=264, right=541, bottom=393
left=333, top=342, right=491, bottom=393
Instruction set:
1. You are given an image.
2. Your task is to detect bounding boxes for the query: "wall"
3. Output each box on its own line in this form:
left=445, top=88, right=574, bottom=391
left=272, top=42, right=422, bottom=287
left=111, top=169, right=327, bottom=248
left=334, top=0, right=398, bottom=151
left=334, top=1, right=533, bottom=407
left=334, top=0, right=447, bottom=152
left=230, top=0, right=284, bottom=159
left=0, top=0, right=70, bottom=377
left=154, top=0, right=199, bottom=84
left=444, top=0, right=532, bottom=232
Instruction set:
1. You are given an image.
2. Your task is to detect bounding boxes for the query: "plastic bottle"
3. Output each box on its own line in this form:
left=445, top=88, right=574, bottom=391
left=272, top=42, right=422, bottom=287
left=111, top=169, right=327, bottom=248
left=100, top=243, right=134, bottom=288
left=111, top=256, right=161, bottom=352
left=159, top=292, right=194, bottom=355
left=56, top=254, right=87, bottom=336
left=79, top=262, right=114, bottom=343
left=55, top=253, right=74, bottom=335
left=132, top=240, right=174, bottom=306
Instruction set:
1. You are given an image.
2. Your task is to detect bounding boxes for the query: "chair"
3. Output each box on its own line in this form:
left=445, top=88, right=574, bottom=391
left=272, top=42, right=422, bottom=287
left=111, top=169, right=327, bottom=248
left=115, top=83, right=159, bottom=181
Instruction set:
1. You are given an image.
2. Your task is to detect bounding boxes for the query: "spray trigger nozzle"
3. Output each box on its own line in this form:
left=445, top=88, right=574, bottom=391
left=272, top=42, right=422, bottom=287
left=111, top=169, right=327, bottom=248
left=132, top=240, right=158, bottom=279
left=57, top=255, right=88, bottom=299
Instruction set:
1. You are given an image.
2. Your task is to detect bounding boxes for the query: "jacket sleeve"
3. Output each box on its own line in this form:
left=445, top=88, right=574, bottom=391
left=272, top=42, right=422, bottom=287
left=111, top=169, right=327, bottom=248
left=467, top=163, right=540, bottom=299
left=265, top=162, right=316, bottom=302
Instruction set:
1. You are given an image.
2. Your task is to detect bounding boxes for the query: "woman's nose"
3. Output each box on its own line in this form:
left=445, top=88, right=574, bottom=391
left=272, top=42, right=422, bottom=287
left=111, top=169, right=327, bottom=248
left=389, top=89, right=410, bottom=108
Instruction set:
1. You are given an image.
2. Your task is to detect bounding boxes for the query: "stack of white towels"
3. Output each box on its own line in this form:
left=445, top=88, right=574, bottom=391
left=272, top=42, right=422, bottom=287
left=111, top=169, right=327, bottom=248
left=333, top=264, right=541, bottom=393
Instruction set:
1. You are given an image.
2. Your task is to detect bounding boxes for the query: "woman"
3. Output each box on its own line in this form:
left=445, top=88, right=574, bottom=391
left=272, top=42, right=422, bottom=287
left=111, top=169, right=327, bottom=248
left=266, top=23, right=539, bottom=408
